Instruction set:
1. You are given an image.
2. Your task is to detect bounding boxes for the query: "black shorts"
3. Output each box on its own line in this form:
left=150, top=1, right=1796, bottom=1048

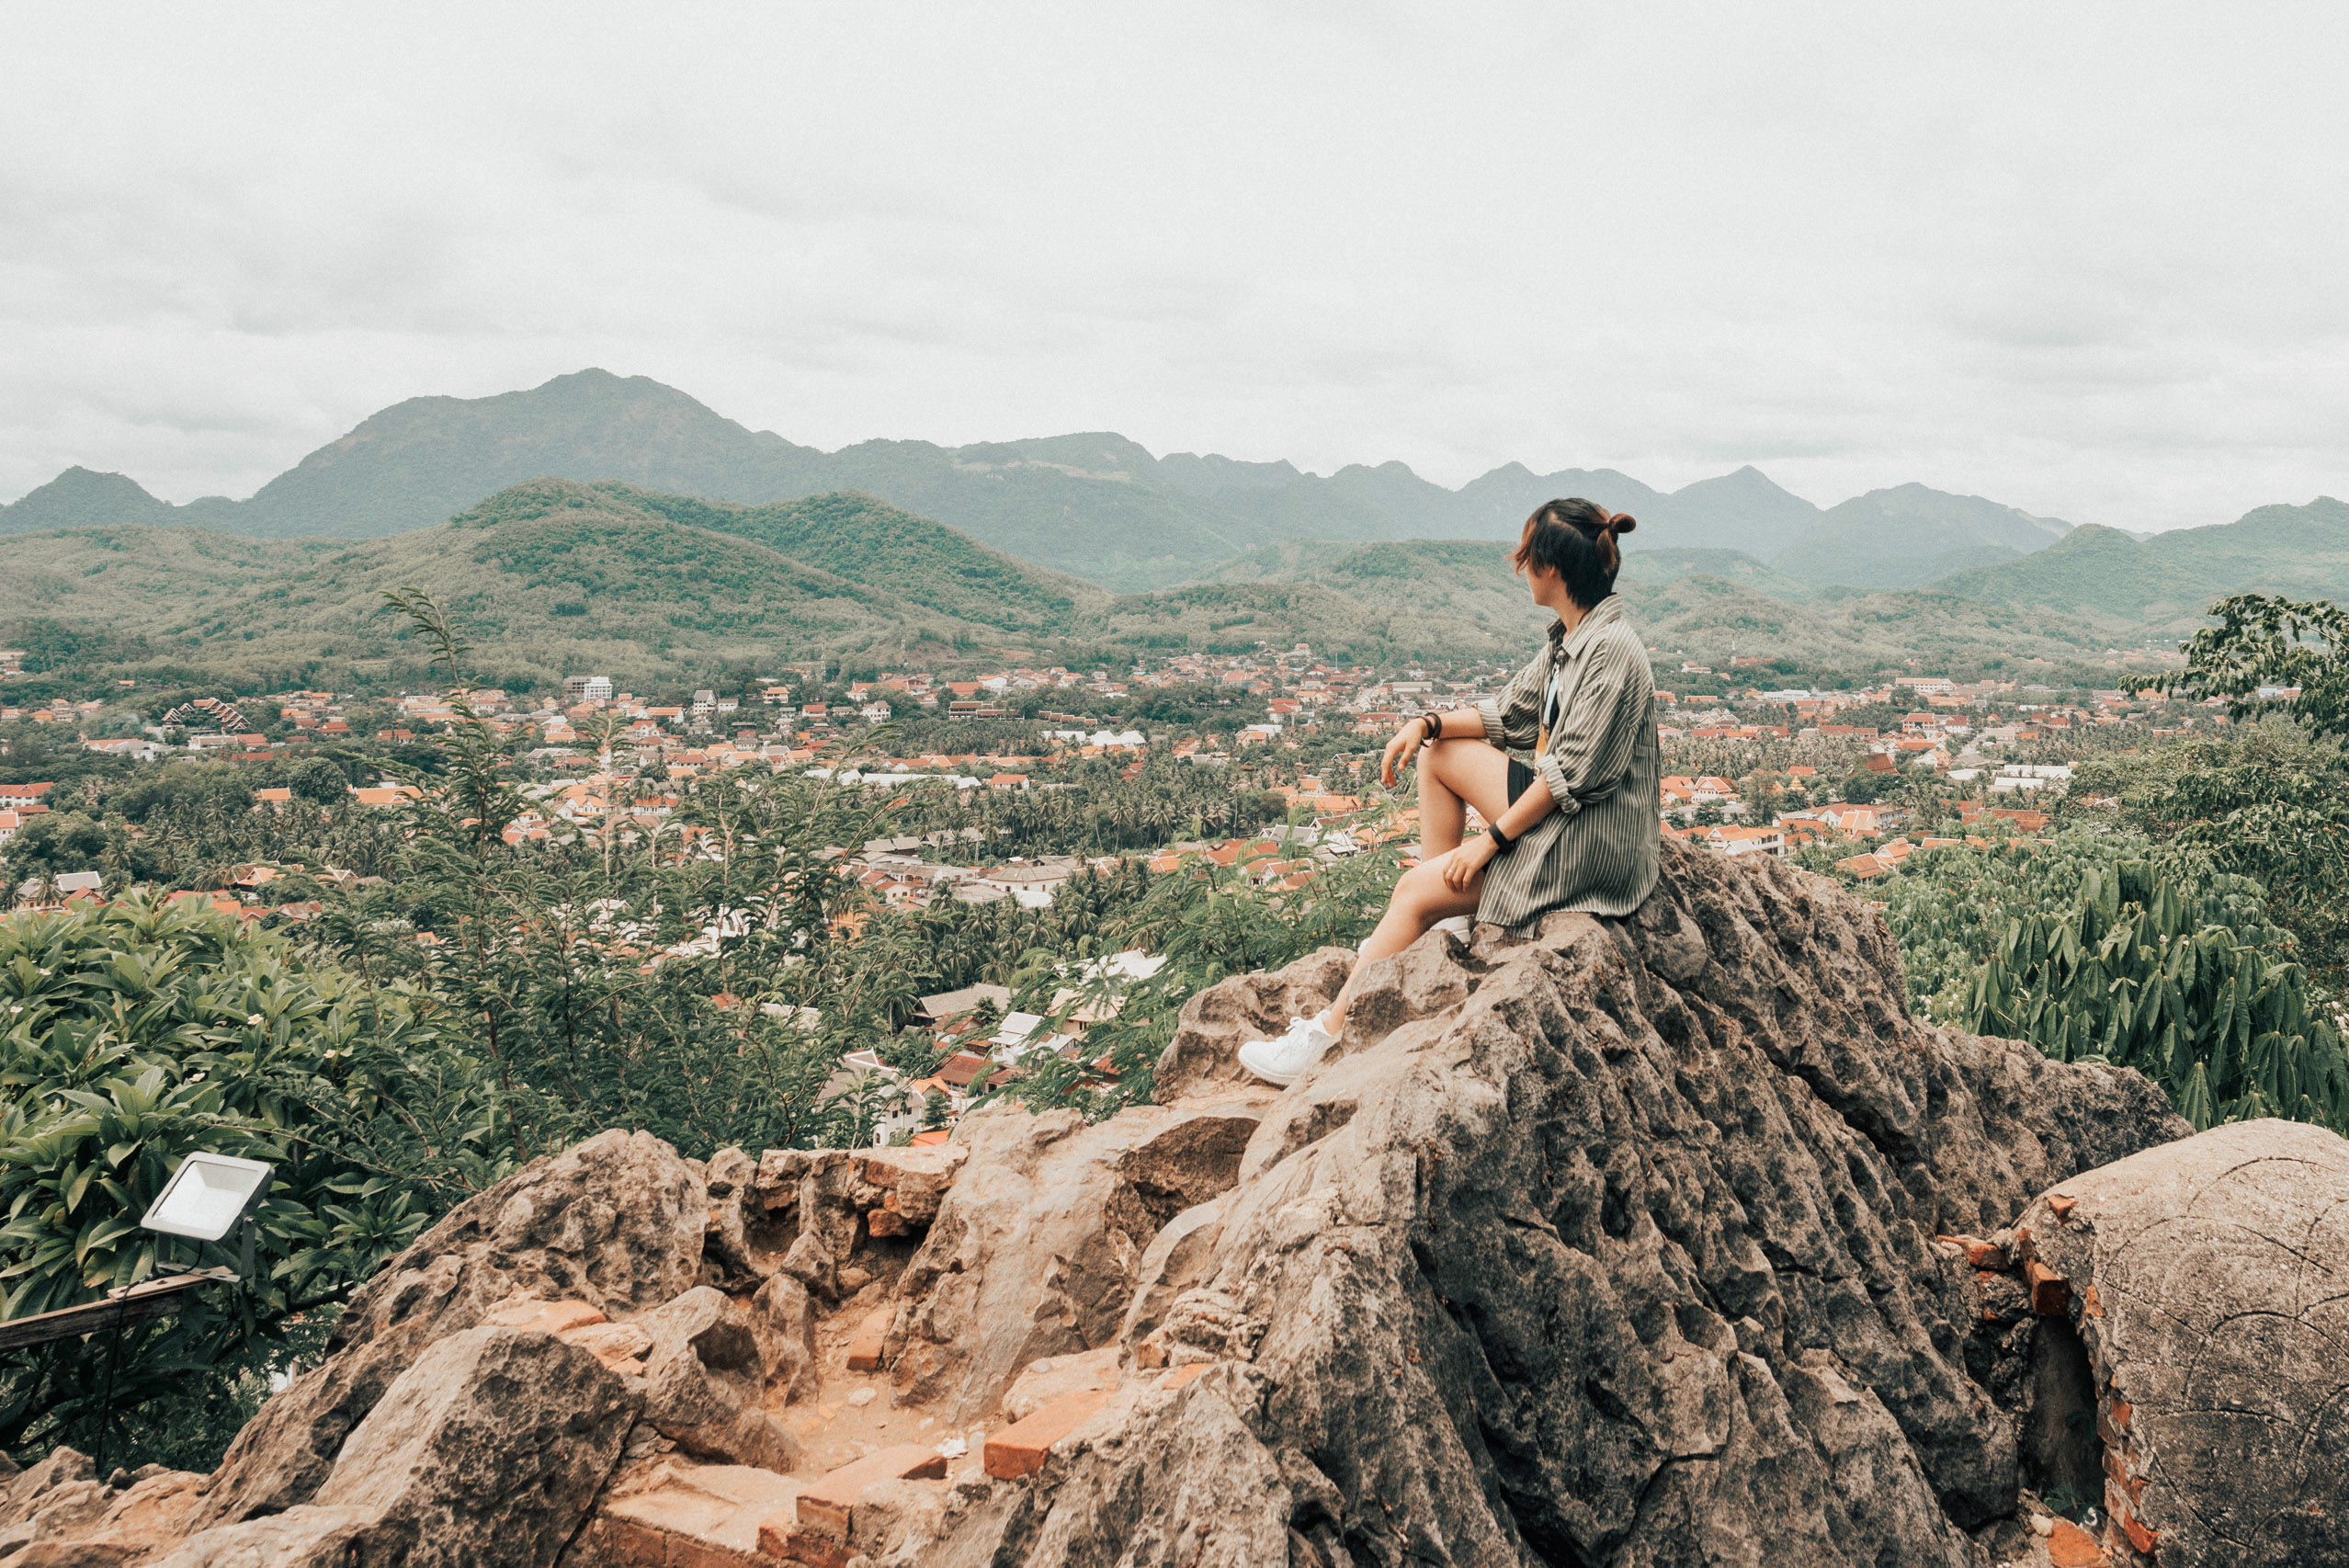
left=1506, top=758, right=1536, bottom=805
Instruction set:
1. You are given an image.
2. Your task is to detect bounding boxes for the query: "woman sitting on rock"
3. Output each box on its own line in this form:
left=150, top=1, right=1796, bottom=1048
left=1237, top=497, right=1663, bottom=1085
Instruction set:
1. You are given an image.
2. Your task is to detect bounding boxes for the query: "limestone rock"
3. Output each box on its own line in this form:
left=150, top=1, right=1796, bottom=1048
left=195, top=1129, right=703, bottom=1528
left=701, top=1146, right=791, bottom=1283
left=0, top=1449, right=99, bottom=1540
left=2018, top=1118, right=2349, bottom=1567
left=142, top=1506, right=378, bottom=1568
left=888, top=1101, right=1258, bottom=1423
left=634, top=1287, right=800, bottom=1471
left=0, top=1464, right=207, bottom=1566
left=918, top=840, right=2185, bottom=1564
left=959, top=1369, right=1294, bottom=1568
left=747, top=1271, right=821, bottom=1403
left=156, top=1326, right=635, bottom=1568
left=49, top=839, right=2256, bottom=1568
left=1151, top=944, right=1351, bottom=1107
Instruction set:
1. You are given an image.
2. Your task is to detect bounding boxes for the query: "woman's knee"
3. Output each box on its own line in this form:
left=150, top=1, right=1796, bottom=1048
left=1390, top=859, right=1458, bottom=916
left=1424, top=739, right=1508, bottom=817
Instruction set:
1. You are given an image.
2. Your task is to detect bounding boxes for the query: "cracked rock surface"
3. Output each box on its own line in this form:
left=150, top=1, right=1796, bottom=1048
left=2016, top=1118, right=2349, bottom=1567
left=935, top=839, right=2188, bottom=1566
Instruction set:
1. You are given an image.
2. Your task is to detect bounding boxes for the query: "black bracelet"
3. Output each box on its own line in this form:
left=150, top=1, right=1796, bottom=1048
left=1487, top=824, right=1515, bottom=853
left=1420, top=714, right=1442, bottom=744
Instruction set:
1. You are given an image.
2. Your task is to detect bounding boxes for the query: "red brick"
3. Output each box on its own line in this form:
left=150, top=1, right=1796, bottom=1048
left=1973, top=1239, right=2014, bottom=1270
left=2045, top=1517, right=2101, bottom=1567
left=2048, top=1193, right=2078, bottom=1222
left=984, top=1389, right=1109, bottom=1479
left=845, top=1304, right=894, bottom=1372
left=758, top=1520, right=845, bottom=1568
left=606, top=1517, right=668, bottom=1564
left=669, top=1535, right=765, bottom=1568
left=864, top=1207, right=909, bottom=1238
left=789, top=1443, right=948, bottom=1537
left=2117, top=1501, right=2158, bottom=1555
left=2099, top=1397, right=2137, bottom=1453
left=2026, top=1259, right=2071, bottom=1317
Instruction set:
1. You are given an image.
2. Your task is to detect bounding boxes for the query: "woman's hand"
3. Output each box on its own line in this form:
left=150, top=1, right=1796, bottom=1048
left=1440, top=833, right=1500, bottom=893
left=1381, top=719, right=1429, bottom=788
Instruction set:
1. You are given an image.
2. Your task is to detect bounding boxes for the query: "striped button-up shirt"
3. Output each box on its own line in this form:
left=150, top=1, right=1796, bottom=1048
left=1469, top=594, right=1661, bottom=927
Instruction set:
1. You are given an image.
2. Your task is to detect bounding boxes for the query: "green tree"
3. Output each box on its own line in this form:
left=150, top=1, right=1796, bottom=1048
left=1946, top=858, right=2348, bottom=1134
left=2172, top=593, right=2349, bottom=743
left=2071, top=726, right=2349, bottom=992
left=286, top=756, right=349, bottom=806
left=0, top=895, right=507, bottom=1468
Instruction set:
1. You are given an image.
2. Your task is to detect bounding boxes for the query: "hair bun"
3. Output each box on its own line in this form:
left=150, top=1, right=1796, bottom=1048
left=1607, top=511, right=1637, bottom=536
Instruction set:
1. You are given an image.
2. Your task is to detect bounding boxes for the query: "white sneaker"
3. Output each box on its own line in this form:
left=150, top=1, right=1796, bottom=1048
left=1236, top=1014, right=1336, bottom=1087
left=1433, top=915, right=1471, bottom=937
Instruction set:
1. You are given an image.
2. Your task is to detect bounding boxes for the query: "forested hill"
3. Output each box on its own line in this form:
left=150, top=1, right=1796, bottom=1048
left=1933, top=497, right=2349, bottom=630
left=0, top=478, right=2146, bottom=691
left=4, top=368, right=2088, bottom=592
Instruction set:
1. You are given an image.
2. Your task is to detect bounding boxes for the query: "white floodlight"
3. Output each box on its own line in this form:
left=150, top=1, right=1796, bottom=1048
left=142, top=1152, right=274, bottom=1251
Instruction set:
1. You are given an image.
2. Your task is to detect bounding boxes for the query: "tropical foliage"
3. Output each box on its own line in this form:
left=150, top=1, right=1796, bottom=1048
left=0, top=895, right=503, bottom=1465
left=1949, top=858, right=2349, bottom=1134
left=2171, top=592, right=2349, bottom=743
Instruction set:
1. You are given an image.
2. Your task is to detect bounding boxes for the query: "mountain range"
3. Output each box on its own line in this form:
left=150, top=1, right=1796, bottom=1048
left=2, top=369, right=2342, bottom=692
left=9, top=476, right=2340, bottom=696
left=3, top=369, right=2084, bottom=593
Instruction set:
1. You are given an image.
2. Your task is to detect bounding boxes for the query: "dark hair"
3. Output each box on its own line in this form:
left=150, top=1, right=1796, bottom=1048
left=1510, top=497, right=1637, bottom=608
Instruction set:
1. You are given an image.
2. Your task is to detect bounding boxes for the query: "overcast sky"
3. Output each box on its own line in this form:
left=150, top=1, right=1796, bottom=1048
left=5, top=4, right=2343, bottom=532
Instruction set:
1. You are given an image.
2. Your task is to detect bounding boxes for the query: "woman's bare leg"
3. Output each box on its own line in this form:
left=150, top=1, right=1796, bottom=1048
left=1416, top=740, right=1470, bottom=860
left=1322, top=742, right=1516, bottom=1031
left=1417, top=738, right=1513, bottom=855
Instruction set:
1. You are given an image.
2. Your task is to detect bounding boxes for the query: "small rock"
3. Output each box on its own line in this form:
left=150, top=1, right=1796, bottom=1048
left=846, top=1387, right=879, bottom=1408
left=937, top=1437, right=967, bottom=1459
left=839, top=1267, right=874, bottom=1294
left=2027, top=1513, right=2054, bottom=1538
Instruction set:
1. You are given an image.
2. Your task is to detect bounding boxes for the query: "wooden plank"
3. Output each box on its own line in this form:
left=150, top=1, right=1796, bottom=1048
left=0, top=1275, right=217, bottom=1351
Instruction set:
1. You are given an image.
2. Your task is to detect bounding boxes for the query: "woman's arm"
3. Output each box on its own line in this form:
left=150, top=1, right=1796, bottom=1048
left=1379, top=707, right=1486, bottom=787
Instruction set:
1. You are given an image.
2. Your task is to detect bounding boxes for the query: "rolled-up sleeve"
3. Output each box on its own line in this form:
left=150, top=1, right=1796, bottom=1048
left=1534, top=635, right=1644, bottom=818
left=1474, top=649, right=1547, bottom=750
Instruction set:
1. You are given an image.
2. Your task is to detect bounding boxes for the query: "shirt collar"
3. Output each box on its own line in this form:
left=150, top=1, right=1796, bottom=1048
left=1548, top=594, right=1623, bottom=661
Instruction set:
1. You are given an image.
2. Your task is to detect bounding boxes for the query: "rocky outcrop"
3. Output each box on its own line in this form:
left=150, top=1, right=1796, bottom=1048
left=886, top=1103, right=1258, bottom=1425
left=27, top=839, right=2343, bottom=1568
left=634, top=1288, right=800, bottom=1471
left=195, top=1129, right=703, bottom=1529
left=0, top=1453, right=207, bottom=1566
left=2009, top=1118, right=2349, bottom=1566
left=141, top=1327, right=636, bottom=1568
left=906, top=840, right=2191, bottom=1565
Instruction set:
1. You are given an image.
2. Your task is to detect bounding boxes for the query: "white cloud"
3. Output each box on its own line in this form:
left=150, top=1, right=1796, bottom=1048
left=2, top=1, right=2343, bottom=532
